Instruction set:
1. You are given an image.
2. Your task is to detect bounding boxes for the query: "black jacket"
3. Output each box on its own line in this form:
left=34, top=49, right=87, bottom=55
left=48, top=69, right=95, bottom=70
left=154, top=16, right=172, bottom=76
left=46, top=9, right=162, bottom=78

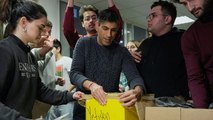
left=137, top=28, right=189, bottom=99
left=0, top=35, right=74, bottom=119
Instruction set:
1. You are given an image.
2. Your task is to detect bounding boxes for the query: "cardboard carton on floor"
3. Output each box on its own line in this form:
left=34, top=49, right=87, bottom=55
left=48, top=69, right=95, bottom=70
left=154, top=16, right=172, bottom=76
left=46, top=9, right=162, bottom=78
left=135, top=94, right=155, bottom=120
left=145, top=107, right=213, bottom=120
left=32, top=100, right=51, bottom=119
left=145, top=107, right=181, bottom=120
left=181, top=108, right=213, bottom=120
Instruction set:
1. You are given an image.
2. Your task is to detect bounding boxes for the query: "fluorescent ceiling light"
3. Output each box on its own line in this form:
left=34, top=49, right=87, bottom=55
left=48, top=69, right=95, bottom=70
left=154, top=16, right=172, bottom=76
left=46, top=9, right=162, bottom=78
left=174, top=16, right=194, bottom=25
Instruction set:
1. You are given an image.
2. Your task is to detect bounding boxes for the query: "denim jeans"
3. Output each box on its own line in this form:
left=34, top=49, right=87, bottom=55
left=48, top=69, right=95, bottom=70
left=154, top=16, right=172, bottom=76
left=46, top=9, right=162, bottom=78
left=45, top=102, right=74, bottom=120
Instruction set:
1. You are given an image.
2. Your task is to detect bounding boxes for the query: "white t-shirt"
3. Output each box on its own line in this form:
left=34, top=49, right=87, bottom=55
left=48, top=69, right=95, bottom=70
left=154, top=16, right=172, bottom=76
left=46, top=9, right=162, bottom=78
left=55, top=56, right=72, bottom=91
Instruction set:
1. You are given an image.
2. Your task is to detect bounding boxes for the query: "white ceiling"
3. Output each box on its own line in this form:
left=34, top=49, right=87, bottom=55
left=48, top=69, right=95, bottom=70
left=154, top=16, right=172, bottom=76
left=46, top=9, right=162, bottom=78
left=61, top=0, right=196, bottom=30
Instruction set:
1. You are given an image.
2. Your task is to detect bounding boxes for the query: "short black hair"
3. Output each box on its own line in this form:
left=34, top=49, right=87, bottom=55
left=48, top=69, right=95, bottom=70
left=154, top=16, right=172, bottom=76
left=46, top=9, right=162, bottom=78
left=98, top=8, right=119, bottom=24
left=151, top=0, right=177, bottom=25
left=53, top=39, right=62, bottom=54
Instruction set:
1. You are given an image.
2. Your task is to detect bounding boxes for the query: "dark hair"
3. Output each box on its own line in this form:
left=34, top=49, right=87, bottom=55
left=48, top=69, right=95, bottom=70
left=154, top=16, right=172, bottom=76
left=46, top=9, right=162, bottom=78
left=0, top=0, right=23, bottom=23
left=79, top=5, right=99, bottom=22
left=9, top=1, right=47, bottom=31
left=53, top=39, right=62, bottom=54
left=98, top=9, right=119, bottom=24
left=151, top=0, right=177, bottom=25
left=3, top=23, right=13, bottom=38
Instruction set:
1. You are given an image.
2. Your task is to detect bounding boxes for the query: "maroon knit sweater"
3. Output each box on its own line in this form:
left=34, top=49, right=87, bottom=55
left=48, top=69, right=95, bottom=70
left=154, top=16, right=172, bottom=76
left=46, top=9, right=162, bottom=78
left=181, top=19, right=213, bottom=108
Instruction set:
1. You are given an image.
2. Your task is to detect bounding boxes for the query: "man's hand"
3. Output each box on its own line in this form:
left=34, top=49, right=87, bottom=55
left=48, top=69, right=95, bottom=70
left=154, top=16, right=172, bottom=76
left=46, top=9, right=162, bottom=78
left=56, top=77, right=65, bottom=86
left=35, top=36, right=55, bottom=58
left=118, top=86, right=143, bottom=108
left=42, top=37, right=54, bottom=50
left=36, top=36, right=48, bottom=48
left=130, top=51, right=142, bottom=63
left=90, top=83, right=107, bottom=105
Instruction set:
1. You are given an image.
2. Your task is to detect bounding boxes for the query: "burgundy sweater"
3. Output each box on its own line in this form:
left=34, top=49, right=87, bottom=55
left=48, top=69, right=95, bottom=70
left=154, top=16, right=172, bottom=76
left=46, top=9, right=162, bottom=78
left=181, top=20, right=213, bottom=108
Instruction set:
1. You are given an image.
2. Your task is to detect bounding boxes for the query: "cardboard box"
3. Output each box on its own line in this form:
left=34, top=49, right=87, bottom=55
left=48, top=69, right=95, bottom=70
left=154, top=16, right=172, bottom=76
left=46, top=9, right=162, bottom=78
left=181, top=108, right=213, bottom=120
left=135, top=94, right=155, bottom=120
left=145, top=107, right=181, bottom=120
left=85, top=94, right=139, bottom=120
left=145, top=107, right=213, bottom=120
left=32, top=100, right=51, bottom=119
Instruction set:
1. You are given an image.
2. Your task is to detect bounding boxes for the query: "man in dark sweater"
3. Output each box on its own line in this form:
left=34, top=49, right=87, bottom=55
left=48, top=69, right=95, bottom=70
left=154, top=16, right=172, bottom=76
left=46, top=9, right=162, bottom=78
left=70, top=8, right=145, bottom=120
left=135, top=1, right=189, bottom=99
left=172, top=0, right=213, bottom=108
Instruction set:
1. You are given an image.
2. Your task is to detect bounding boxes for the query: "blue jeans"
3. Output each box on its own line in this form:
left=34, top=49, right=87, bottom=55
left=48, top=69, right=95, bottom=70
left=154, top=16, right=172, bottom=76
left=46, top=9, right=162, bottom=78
left=45, top=102, right=74, bottom=120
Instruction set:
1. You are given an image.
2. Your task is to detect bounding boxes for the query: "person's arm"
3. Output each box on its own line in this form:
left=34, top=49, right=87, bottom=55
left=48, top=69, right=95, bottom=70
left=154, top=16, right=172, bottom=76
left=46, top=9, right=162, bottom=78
left=83, top=80, right=107, bottom=105
left=129, top=51, right=142, bottom=63
left=37, top=78, right=75, bottom=105
left=32, top=48, right=52, bottom=61
left=69, top=38, right=89, bottom=89
left=37, top=37, right=54, bottom=58
left=37, top=52, right=59, bottom=89
left=0, top=103, right=29, bottom=120
left=69, top=38, right=91, bottom=89
left=67, top=84, right=76, bottom=92
left=36, top=51, right=53, bottom=74
left=31, top=36, right=54, bottom=61
left=118, top=86, right=143, bottom=107
left=118, top=48, right=146, bottom=107
left=108, top=0, right=123, bottom=43
left=122, top=48, right=146, bottom=91
left=63, top=0, right=80, bottom=48
left=181, top=31, right=209, bottom=108
left=32, top=48, right=44, bottom=60
left=107, top=0, right=114, bottom=7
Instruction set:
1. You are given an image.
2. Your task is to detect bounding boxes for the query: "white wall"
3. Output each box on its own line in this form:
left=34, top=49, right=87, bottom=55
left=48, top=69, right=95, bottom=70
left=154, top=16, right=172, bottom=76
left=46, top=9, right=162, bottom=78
left=37, top=0, right=71, bottom=57
left=38, top=0, right=60, bottom=40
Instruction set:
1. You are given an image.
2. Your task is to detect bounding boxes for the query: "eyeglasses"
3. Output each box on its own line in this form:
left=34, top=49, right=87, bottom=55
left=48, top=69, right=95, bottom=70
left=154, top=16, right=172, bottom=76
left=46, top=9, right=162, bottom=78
left=84, top=15, right=97, bottom=21
left=146, top=13, right=168, bottom=20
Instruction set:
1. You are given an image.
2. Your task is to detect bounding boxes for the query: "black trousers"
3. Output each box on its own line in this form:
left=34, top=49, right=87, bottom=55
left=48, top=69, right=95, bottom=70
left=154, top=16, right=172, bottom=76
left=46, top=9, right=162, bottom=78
left=73, top=101, right=85, bottom=120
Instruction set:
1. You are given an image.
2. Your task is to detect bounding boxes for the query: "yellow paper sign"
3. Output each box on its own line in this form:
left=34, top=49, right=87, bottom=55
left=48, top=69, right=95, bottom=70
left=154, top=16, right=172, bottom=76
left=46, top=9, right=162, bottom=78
left=86, top=97, right=138, bottom=120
